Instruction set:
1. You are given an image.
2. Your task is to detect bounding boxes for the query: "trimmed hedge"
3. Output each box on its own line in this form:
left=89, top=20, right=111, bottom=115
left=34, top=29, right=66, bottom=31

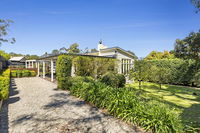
left=60, top=76, right=183, bottom=133
left=132, top=59, right=200, bottom=87
left=0, top=69, right=10, bottom=100
left=11, top=70, right=36, bottom=78
left=73, top=56, right=116, bottom=78
left=56, top=55, right=72, bottom=89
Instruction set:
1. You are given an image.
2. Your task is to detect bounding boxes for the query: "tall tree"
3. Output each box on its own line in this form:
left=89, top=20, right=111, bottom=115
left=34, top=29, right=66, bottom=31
left=51, top=49, right=60, bottom=55
left=174, top=30, right=200, bottom=60
left=67, top=43, right=80, bottom=54
left=145, top=51, right=174, bottom=60
left=91, top=48, right=98, bottom=52
left=0, top=19, right=15, bottom=46
left=191, top=0, right=200, bottom=12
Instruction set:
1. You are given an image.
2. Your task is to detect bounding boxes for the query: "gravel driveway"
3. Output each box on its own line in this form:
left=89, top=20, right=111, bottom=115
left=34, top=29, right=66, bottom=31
left=0, top=77, right=143, bottom=133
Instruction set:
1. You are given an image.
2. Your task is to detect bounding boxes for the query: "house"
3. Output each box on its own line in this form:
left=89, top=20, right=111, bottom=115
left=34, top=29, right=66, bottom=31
left=9, top=56, right=26, bottom=68
left=38, top=41, right=135, bottom=82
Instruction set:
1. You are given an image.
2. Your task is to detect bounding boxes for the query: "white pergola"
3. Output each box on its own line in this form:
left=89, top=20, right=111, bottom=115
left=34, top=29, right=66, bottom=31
left=25, top=60, right=37, bottom=68
left=37, top=56, right=57, bottom=82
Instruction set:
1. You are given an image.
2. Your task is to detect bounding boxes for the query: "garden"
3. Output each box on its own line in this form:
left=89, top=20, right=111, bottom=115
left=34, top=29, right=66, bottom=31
left=56, top=55, right=199, bottom=133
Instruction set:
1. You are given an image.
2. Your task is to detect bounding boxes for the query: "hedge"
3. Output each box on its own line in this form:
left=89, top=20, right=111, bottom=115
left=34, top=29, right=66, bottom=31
left=0, top=69, right=10, bottom=100
left=73, top=56, right=116, bottom=78
left=56, top=55, right=117, bottom=83
left=132, top=59, right=200, bottom=87
left=60, top=76, right=183, bottom=133
left=56, top=55, right=72, bottom=89
left=11, top=70, right=36, bottom=78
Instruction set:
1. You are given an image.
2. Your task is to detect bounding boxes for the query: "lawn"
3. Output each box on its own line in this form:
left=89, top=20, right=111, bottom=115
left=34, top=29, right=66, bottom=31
left=130, top=82, right=200, bottom=131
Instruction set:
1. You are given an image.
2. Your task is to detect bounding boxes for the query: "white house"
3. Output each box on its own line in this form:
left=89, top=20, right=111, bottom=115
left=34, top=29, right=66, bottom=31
left=38, top=41, right=135, bottom=82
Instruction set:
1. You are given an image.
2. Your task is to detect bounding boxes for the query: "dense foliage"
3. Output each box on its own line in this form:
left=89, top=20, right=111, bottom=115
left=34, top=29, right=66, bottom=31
left=56, top=55, right=72, bottom=89
left=11, top=69, right=36, bottom=78
left=191, top=0, right=200, bottom=12
left=174, top=30, right=200, bottom=61
left=0, top=50, right=10, bottom=60
left=58, top=76, right=183, bottom=133
left=73, top=56, right=116, bottom=78
left=145, top=51, right=175, bottom=60
left=100, top=72, right=126, bottom=88
left=132, top=59, right=200, bottom=88
left=0, top=69, right=10, bottom=100
left=0, top=19, right=15, bottom=45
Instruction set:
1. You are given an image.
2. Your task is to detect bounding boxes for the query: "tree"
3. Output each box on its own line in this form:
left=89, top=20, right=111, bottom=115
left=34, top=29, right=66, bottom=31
left=145, top=51, right=174, bottom=60
left=149, top=63, right=170, bottom=89
left=59, top=47, right=67, bottom=53
left=51, top=49, right=60, bottom=55
left=0, top=50, right=10, bottom=60
left=0, top=19, right=15, bottom=46
left=25, top=55, right=39, bottom=60
left=131, top=59, right=149, bottom=89
left=91, top=48, right=98, bottom=52
left=174, top=30, right=200, bottom=61
left=67, top=43, right=80, bottom=54
left=191, top=0, right=200, bottom=12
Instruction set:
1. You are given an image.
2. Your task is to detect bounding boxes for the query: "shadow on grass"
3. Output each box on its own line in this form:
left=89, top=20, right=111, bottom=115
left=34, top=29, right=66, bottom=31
left=134, top=82, right=200, bottom=129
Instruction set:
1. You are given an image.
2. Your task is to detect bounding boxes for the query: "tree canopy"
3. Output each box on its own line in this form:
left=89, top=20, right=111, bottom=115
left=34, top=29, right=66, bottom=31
left=67, top=43, right=80, bottom=54
left=174, top=30, right=200, bottom=60
left=191, top=0, right=200, bottom=12
left=145, top=51, right=175, bottom=60
left=0, top=50, right=10, bottom=60
left=0, top=19, right=15, bottom=46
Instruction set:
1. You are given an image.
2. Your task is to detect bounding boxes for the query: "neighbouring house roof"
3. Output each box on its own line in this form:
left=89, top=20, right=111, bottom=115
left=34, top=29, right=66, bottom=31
left=9, top=56, right=26, bottom=62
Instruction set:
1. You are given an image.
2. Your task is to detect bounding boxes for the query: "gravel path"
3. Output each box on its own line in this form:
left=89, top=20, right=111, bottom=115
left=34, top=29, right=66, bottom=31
left=0, top=77, right=143, bottom=133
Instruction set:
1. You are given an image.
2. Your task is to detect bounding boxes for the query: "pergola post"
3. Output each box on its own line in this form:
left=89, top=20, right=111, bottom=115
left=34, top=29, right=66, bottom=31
left=25, top=61, right=27, bottom=68
left=43, top=61, right=45, bottom=78
left=37, top=62, right=40, bottom=77
left=51, top=59, right=54, bottom=82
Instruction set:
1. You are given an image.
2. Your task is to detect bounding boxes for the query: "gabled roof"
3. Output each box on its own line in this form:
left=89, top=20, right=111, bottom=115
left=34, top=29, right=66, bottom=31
left=100, top=47, right=135, bottom=58
left=9, top=56, right=25, bottom=61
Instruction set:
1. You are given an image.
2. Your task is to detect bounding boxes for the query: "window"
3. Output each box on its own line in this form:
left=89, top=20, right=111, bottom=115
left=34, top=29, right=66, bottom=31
left=121, top=59, right=133, bottom=74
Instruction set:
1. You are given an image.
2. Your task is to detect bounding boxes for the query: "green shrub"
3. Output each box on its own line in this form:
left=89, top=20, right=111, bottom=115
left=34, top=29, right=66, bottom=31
left=73, top=56, right=116, bottom=78
left=0, top=69, right=10, bottom=100
left=56, top=55, right=72, bottom=89
left=22, top=70, right=30, bottom=77
left=30, top=71, right=36, bottom=77
left=11, top=69, right=36, bottom=78
left=16, top=70, right=22, bottom=78
left=11, top=71, right=17, bottom=78
left=100, top=72, right=126, bottom=88
left=66, top=77, right=183, bottom=133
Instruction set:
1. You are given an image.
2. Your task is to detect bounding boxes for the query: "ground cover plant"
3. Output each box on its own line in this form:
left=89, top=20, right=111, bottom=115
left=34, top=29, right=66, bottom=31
left=58, top=76, right=183, bottom=133
left=0, top=69, right=10, bottom=100
left=130, top=82, right=200, bottom=132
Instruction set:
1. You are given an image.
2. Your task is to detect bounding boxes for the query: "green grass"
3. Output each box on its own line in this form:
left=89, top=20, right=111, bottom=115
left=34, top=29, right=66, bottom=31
left=129, top=82, right=200, bottom=131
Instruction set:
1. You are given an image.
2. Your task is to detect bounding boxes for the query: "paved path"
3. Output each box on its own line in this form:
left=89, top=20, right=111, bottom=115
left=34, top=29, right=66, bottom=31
left=0, top=77, right=143, bottom=133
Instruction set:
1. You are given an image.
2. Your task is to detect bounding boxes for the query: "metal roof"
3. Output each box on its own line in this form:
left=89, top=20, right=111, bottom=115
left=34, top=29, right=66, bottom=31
left=9, top=56, right=25, bottom=61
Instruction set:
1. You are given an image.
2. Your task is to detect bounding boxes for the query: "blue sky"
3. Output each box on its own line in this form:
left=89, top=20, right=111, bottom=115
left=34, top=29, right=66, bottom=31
left=0, top=0, right=200, bottom=57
